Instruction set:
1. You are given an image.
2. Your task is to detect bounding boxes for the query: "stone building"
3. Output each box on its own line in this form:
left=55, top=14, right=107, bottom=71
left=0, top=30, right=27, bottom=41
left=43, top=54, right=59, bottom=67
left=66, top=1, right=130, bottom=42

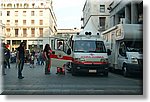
left=0, top=0, right=57, bottom=51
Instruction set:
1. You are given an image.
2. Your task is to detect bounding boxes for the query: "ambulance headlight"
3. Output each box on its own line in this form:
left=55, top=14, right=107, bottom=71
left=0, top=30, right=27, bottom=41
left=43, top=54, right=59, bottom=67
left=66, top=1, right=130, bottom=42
left=131, top=58, right=138, bottom=64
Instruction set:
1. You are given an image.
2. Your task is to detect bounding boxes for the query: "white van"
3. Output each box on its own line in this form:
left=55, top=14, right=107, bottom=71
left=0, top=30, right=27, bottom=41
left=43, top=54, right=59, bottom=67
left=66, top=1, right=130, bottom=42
left=102, top=24, right=143, bottom=77
left=51, top=32, right=109, bottom=76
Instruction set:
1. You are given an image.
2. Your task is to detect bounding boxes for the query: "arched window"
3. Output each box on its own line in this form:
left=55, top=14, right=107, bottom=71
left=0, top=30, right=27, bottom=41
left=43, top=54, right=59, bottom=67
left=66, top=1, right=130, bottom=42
left=7, top=3, right=12, bottom=8
left=1, top=4, right=3, bottom=8
left=24, top=3, right=29, bottom=8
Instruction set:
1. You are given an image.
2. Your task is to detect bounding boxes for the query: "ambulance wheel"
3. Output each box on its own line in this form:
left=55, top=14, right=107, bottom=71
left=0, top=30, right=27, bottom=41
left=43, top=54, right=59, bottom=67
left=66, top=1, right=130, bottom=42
left=71, top=68, right=77, bottom=76
left=103, top=72, right=108, bottom=77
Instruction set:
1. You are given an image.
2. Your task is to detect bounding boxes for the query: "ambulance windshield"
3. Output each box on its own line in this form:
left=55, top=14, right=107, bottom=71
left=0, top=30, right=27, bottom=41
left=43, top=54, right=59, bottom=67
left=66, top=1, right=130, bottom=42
left=73, top=40, right=106, bottom=53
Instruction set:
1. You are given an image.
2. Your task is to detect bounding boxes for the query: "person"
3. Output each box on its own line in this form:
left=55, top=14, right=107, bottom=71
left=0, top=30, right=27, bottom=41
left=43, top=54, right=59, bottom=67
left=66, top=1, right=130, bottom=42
left=5, top=47, right=11, bottom=69
left=39, top=50, right=44, bottom=65
left=16, top=42, right=26, bottom=79
left=43, top=44, right=52, bottom=74
left=36, top=51, right=40, bottom=65
left=2, top=43, right=7, bottom=75
left=29, top=53, right=35, bottom=68
left=58, top=41, right=63, bottom=50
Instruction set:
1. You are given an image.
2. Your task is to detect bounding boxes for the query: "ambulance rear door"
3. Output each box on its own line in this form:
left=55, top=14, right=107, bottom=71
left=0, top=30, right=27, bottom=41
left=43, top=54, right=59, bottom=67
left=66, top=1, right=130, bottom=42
left=51, top=38, right=72, bottom=68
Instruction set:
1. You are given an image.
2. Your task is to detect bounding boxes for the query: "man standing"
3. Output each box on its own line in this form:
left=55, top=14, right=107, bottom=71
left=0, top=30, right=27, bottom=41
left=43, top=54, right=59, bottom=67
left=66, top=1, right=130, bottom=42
left=17, top=42, right=26, bottom=79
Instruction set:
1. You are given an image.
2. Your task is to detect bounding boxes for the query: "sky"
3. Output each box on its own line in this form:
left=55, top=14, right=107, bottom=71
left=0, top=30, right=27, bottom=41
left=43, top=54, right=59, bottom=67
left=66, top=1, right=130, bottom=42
left=53, top=0, right=86, bottom=29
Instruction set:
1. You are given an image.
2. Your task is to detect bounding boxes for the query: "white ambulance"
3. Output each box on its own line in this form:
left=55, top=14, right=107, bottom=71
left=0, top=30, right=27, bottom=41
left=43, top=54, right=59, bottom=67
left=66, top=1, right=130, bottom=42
left=51, top=32, right=109, bottom=76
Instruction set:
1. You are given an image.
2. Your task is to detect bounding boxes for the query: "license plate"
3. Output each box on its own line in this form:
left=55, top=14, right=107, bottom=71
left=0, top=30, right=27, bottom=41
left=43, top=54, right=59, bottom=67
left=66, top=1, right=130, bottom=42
left=89, top=70, right=97, bottom=73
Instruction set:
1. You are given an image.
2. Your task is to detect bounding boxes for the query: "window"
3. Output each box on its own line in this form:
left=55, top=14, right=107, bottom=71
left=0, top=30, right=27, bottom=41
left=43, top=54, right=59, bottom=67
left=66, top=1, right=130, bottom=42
left=15, top=11, right=18, bottom=16
left=100, top=5, right=105, bottom=13
left=7, top=20, right=10, bottom=22
left=7, top=4, right=12, bottom=8
left=15, top=20, right=18, bottom=25
left=23, top=11, right=26, bottom=16
left=6, top=28, right=10, bottom=32
left=31, top=28, right=35, bottom=37
left=7, top=11, right=10, bottom=16
left=31, top=11, right=34, bottom=16
left=39, top=20, right=43, bottom=25
left=32, top=3, right=35, bottom=8
left=15, top=29, right=19, bottom=37
left=73, top=40, right=106, bottom=53
left=119, top=42, right=126, bottom=57
left=31, top=20, right=34, bottom=25
left=6, top=20, right=10, bottom=25
left=41, top=3, right=44, bottom=6
left=39, top=11, right=43, bottom=16
left=99, top=17, right=106, bottom=29
left=23, top=28, right=27, bottom=37
left=39, top=28, right=43, bottom=37
left=23, top=20, right=26, bottom=25
left=16, top=3, right=19, bottom=8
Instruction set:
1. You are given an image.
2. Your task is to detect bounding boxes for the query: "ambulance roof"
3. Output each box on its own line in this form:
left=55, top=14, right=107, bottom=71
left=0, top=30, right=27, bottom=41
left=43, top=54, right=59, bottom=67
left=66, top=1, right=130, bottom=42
left=71, top=34, right=103, bottom=41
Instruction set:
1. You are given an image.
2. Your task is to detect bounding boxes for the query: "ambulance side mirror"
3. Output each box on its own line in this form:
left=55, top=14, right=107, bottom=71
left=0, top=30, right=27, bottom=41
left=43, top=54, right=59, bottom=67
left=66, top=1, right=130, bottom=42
left=107, top=49, right=111, bottom=56
left=67, top=48, right=71, bottom=55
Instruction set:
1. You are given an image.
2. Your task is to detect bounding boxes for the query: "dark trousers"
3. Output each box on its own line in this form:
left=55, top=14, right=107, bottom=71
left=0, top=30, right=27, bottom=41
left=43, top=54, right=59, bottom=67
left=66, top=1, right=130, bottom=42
left=6, top=58, right=10, bottom=68
left=45, top=59, right=50, bottom=74
left=2, top=61, right=7, bottom=75
left=18, top=59, right=24, bottom=77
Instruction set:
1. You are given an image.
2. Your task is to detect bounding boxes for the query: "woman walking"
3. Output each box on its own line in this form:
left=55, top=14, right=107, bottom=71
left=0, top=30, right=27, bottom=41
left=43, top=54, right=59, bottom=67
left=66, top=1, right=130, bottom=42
left=43, top=44, right=52, bottom=74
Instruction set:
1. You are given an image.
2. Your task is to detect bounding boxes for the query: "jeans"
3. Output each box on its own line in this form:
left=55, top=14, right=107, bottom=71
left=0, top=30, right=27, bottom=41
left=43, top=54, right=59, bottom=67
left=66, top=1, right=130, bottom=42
left=18, top=59, right=25, bottom=77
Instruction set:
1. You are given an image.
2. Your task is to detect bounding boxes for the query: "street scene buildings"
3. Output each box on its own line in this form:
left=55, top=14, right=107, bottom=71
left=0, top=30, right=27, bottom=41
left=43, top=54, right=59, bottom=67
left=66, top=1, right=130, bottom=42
left=0, top=0, right=57, bottom=51
left=0, top=0, right=143, bottom=95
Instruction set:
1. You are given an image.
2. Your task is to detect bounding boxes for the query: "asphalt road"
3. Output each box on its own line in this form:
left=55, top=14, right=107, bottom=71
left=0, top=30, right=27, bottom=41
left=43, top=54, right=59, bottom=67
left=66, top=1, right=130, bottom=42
left=1, top=63, right=143, bottom=95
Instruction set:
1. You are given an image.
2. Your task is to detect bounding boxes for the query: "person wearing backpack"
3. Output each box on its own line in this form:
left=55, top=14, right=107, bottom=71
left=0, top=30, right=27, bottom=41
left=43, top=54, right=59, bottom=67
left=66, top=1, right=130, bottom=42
left=43, top=44, right=52, bottom=74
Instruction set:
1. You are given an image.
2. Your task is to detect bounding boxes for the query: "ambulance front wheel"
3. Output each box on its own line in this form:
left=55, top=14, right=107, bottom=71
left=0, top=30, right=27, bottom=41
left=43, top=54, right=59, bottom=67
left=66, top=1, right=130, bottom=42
left=103, top=72, right=108, bottom=77
left=71, top=68, right=77, bottom=76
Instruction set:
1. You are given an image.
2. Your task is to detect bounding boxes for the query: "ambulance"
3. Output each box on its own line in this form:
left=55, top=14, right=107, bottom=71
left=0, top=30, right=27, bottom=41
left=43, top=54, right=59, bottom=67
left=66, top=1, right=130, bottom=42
left=51, top=32, right=109, bottom=76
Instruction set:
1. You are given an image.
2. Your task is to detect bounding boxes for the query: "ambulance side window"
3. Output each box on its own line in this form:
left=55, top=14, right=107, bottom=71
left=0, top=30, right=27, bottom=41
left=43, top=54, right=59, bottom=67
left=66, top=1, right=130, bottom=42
left=51, top=40, right=54, bottom=50
left=57, top=40, right=64, bottom=51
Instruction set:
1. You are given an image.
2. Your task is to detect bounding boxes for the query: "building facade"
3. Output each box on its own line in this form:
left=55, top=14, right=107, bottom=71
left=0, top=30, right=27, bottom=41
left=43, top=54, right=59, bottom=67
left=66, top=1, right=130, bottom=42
left=108, top=0, right=143, bottom=28
left=0, top=0, right=57, bottom=51
left=81, top=0, right=111, bottom=34
left=102, top=0, right=143, bottom=49
left=0, top=20, right=5, bottom=42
